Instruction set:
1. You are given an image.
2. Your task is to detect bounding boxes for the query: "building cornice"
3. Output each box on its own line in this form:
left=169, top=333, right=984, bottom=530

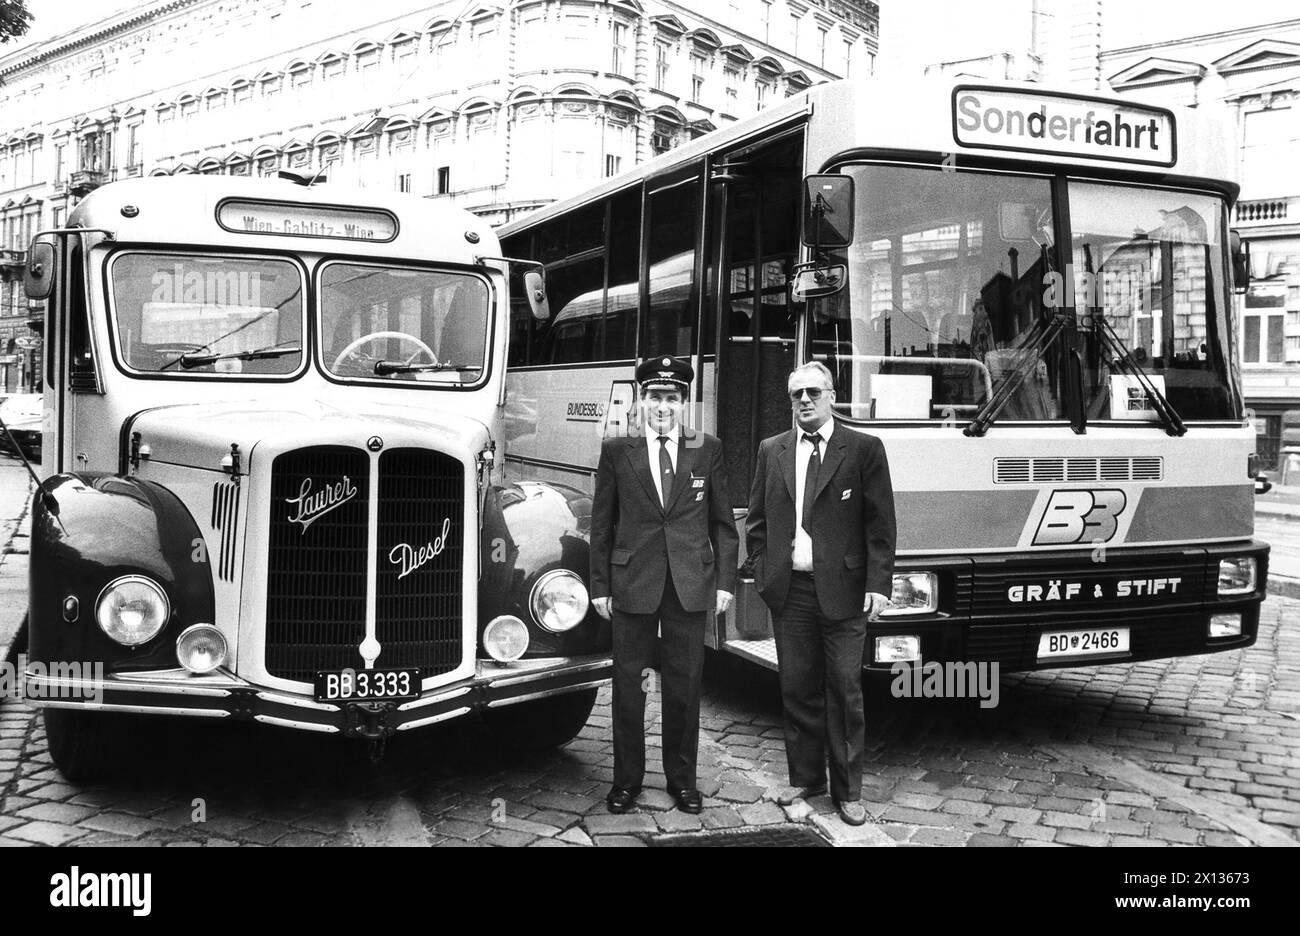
left=0, top=0, right=203, bottom=79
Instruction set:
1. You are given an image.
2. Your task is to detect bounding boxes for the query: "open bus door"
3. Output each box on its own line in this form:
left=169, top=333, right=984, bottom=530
left=706, top=131, right=805, bottom=655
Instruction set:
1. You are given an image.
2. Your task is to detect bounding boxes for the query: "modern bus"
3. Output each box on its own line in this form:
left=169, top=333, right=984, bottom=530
left=498, top=77, right=1269, bottom=678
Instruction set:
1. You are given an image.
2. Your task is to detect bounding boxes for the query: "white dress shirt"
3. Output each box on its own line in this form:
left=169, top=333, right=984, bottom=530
left=792, top=419, right=834, bottom=571
left=645, top=424, right=680, bottom=508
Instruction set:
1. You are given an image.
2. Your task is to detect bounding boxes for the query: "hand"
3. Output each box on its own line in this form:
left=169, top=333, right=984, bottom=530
left=715, top=590, right=733, bottom=616
left=592, top=597, right=612, bottom=620
left=864, top=591, right=891, bottom=621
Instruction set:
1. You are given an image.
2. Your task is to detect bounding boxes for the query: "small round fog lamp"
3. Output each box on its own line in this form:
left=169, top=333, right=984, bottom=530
left=176, top=624, right=228, bottom=674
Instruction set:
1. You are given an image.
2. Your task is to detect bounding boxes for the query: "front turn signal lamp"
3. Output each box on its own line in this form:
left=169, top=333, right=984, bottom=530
left=95, top=575, right=170, bottom=646
left=1217, top=558, right=1257, bottom=596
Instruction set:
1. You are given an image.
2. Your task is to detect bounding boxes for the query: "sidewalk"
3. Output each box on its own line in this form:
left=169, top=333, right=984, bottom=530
left=0, top=460, right=34, bottom=666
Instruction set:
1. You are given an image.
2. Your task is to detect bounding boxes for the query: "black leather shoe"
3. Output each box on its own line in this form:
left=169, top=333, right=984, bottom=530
left=668, top=787, right=704, bottom=814
left=606, top=786, right=640, bottom=814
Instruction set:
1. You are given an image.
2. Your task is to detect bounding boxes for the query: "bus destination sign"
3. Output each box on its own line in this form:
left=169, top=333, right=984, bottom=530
left=217, top=200, right=398, bottom=242
left=952, top=86, right=1175, bottom=167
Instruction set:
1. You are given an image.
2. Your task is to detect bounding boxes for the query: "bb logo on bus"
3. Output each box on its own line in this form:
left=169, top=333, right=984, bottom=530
left=1032, top=489, right=1126, bottom=545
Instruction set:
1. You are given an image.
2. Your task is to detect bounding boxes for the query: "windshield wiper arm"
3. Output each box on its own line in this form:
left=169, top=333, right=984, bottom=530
left=372, top=361, right=482, bottom=376
left=964, top=310, right=1070, bottom=437
left=1089, top=314, right=1186, bottom=436
left=180, top=344, right=301, bottom=369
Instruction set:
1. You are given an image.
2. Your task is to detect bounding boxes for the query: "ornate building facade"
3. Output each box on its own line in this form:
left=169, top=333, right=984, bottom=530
left=0, top=0, right=880, bottom=390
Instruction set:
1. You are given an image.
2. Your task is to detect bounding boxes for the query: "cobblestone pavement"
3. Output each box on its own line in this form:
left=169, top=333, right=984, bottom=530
left=2, top=590, right=1297, bottom=847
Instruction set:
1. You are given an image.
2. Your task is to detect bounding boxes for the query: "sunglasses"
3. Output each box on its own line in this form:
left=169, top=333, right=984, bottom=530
left=788, top=386, right=831, bottom=402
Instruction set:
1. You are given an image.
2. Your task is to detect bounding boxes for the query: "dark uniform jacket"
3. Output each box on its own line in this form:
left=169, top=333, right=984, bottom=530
left=590, top=431, right=739, bottom=614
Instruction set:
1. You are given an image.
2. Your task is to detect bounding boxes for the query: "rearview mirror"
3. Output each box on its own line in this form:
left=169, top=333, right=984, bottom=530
left=24, top=238, right=57, bottom=301
left=524, top=269, right=550, bottom=321
left=1230, top=229, right=1250, bottom=292
left=802, top=175, right=854, bottom=249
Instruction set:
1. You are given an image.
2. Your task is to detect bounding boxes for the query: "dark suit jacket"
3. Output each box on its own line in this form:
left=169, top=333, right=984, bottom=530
left=746, top=424, right=896, bottom=620
left=590, top=430, right=739, bottom=615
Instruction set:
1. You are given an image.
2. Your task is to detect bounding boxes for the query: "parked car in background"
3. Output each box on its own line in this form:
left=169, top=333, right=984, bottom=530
left=0, top=393, right=41, bottom=463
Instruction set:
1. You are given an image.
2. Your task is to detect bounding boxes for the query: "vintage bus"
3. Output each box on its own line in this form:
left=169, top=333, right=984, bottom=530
left=499, top=77, right=1269, bottom=677
left=18, top=175, right=610, bottom=779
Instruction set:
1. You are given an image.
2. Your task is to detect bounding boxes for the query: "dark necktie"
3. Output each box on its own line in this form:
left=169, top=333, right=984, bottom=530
left=659, top=435, right=674, bottom=507
left=801, top=433, right=821, bottom=534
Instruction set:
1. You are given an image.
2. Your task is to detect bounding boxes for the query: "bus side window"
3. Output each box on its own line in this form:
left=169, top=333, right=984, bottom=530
left=644, top=170, right=702, bottom=357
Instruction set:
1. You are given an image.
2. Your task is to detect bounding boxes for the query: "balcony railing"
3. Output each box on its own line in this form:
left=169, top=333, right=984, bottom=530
left=1235, top=198, right=1294, bottom=225
left=0, top=249, right=25, bottom=284
left=69, top=169, right=107, bottom=196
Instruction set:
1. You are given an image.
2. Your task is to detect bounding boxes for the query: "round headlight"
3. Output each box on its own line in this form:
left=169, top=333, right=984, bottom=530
left=95, top=575, right=170, bottom=647
left=529, top=570, right=590, bottom=633
left=484, top=615, right=530, bottom=662
left=176, top=624, right=228, bottom=674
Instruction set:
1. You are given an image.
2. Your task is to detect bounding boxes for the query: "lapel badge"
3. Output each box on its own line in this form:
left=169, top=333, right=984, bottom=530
left=841, top=488, right=852, bottom=500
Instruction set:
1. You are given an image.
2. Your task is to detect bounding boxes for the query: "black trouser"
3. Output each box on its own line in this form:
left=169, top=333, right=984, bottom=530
left=773, top=571, right=868, bottom=802
left=611, top=571, right=706, bottom=793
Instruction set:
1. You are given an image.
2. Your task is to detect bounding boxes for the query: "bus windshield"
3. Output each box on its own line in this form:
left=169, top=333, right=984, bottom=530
left=810, top=164, right=1238, bottom=423
left=320, top=263, right=489, bottom=383
left=111, top=253, right=304, bottom=376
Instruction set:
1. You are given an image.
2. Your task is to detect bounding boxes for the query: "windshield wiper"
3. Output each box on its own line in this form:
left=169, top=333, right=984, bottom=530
left=180, top=344, right=301, bottom=369
left=965, top=243, right=1069, bottom=437
left=963, top=310, right=1071, bottom=437
left=1088, top=313, right=1186, bottom=436
left=372, top=361, right=483, bottom=376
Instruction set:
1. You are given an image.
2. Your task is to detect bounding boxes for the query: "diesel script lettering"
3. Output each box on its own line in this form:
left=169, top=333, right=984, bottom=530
left=389, top=517, right=453, bottom=579
left=285, top=476, right=358, bottom=532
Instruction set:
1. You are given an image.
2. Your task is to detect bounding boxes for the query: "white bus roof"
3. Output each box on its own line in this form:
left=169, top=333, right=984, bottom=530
left=67, top=175, right=499, bottom=263
left=501, top=76, right=1236, bottom=236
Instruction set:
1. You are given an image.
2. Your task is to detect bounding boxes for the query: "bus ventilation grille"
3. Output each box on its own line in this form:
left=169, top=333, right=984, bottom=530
left=993, top=456, right=1163, bottom=484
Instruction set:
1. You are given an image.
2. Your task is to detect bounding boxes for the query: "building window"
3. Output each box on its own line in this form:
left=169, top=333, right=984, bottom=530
left=397, top=172, right=412, bottom=193
left=473, top=19, right=498, bottom=56
left=612, top=21, right=628, bottom=75
left=605, top=154, right=621, bottom=177
left=1244, top=281, right=1288, bottom=364
left=180, top=97, right=198, bottom=119
left=761, top=0, right=772, bottom=43
left=127, top=126, right=141, bottom=167
left=844, top=39, right=854, bottom=76
left=321, top=58, right=344, bottom=82
left=290, top=66, right=312, bottom=95
left=206, top=91, right=226, bottom=112
left=818, top=27, right=828, bottom=67
left=691, top=54, right=706, bottom=103
left=724, top=66, right=739, bottom=104
left=756, top=80, right=771, bottom=108
left=393, top=38, right=417, bottom=75
left=436, top=166, right=451, bottom=194
left=355, top=49, right=379, bottom=86
left=790, top=13, right=800, bottom=52
left=261, top=75, right=282, bottom=99
left=655, top=41, right=670, bottom=89
left=54, top=142, right=66, bottom=180
left=232, top=82, right=252, bottom=104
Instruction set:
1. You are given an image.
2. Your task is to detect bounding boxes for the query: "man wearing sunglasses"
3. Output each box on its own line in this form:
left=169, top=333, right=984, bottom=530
left=746, top=361, right=896, bottom=826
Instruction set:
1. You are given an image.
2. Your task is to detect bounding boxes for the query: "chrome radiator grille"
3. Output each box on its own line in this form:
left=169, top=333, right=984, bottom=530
left=264, top=445, right=466, bottom=683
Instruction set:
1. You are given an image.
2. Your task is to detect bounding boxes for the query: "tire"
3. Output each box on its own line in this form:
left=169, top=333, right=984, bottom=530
left=43, top=708, right=132, bottom=782
left=483, top=688, right=598, bottom=752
